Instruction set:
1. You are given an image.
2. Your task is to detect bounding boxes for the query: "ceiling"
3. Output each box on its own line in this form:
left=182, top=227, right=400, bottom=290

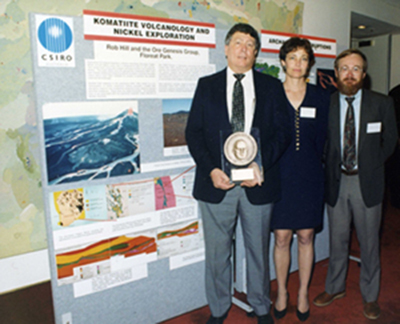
left=351, top=11, right=400, bottom=39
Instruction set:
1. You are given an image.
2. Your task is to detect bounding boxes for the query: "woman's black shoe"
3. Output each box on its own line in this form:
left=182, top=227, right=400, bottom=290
left=273, top=306, right=287, bottom=319
left=273, top=293, right=289, bottom=319
left=296, top=308, right=310, bottom=322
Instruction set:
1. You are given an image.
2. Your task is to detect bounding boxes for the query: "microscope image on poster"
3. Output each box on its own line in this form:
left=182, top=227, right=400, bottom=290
left=55, top=189, right=85, bottom=227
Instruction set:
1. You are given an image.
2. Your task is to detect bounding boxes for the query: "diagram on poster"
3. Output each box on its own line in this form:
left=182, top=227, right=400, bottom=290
left=56, top=231, right=157, bottom=286
left=157, top=220, right=203, bottom=259
left=106, top=180, right=156, bottom=219
left=51, top=170, right=198, bottom=248
left=154, top=176, right=176, bottom=209
left=49, top=170, right=202, bottom=297
left=42, top=101, right=139, bottom=185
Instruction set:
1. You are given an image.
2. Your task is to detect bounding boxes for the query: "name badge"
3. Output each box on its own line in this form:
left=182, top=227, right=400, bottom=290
left=367, top=122, right=382, bottom=133
left=300, top=107, right=316, bottom=118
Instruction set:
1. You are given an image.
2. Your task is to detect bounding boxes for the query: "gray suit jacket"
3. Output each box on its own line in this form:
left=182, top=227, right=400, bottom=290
left=325, top=89, right=398, bottom=207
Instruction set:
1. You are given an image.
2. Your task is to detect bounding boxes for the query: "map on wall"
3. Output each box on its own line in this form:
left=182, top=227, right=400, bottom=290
left=0, top=0, right=303, bottom=259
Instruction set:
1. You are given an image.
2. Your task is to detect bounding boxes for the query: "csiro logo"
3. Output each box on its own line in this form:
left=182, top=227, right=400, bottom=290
left=38, top=18, right=73, bottom=52
left=36, top=15, right=75, bottom=67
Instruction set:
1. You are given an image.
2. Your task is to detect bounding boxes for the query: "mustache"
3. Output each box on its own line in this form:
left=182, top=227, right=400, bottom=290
left=343, top=77, right=357, bottom=82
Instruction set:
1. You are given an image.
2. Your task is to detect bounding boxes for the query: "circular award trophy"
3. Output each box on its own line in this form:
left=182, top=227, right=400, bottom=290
left=223, top=132, right=258, bottom=181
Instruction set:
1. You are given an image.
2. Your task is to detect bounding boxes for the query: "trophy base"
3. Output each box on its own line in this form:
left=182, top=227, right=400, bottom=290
left=231, top=168, right=254, bottom=182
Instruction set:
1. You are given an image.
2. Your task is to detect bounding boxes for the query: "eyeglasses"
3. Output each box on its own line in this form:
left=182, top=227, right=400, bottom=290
left=338, top=65, right=363, bottom=74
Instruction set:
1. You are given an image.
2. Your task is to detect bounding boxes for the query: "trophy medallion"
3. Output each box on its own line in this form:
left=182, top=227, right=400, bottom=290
left=223, top=132, right=257, bottom=167
left=221, top=129, right=263, bottom=183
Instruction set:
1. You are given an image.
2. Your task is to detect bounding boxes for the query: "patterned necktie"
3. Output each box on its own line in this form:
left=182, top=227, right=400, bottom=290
left=343, top=96, right=356, bottom=170
left=231, top=73, right=245, bottom=133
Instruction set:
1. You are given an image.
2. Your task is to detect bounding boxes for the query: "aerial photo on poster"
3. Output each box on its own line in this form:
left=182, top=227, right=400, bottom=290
left=42, top=101, right=139, bottom=185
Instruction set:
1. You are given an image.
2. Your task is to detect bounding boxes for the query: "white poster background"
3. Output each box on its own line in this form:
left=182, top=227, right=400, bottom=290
left=140, top=158, right=194, bottom=173
left=73, top=263, right=148, bottom=298
left=85, top=59, right=215, bottom=99
left=94, top=42, right=210, bottom=64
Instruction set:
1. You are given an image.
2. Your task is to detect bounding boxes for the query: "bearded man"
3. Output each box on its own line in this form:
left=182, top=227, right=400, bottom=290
left=313, top=49, right=397, bottom=320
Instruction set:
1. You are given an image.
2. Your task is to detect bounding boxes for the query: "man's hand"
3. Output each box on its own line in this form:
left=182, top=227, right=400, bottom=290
left=240, top=162, right=263, bottom=188
left=210, top=168, right=235, bottom=190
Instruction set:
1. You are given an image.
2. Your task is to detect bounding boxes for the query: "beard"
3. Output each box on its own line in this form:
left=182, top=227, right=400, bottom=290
left=337, top=76, right=364, bottom=96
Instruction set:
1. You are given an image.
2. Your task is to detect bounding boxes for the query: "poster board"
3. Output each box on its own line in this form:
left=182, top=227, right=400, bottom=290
left=30, top=12, right=216, bottom=324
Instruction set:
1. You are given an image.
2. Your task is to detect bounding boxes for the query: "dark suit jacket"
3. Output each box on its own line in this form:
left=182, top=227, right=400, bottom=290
left=325, top=89, right=398, bottom=207
left=185, top=68, right=291, bottom=205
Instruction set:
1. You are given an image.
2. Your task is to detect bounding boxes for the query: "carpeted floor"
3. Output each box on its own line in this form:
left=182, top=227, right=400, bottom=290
left=162, top=201, right=400, bottom=324
left=0, top=203, right=399, bottom=324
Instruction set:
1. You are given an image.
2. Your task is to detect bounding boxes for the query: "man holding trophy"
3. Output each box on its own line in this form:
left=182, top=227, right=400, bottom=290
left=185, top=23, right=291, bottom=324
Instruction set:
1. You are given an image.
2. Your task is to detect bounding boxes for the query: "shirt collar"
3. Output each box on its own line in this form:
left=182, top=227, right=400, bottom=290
left=339, top=88, right=362, bottom=101
left=227, top=66, right=253, bottom=80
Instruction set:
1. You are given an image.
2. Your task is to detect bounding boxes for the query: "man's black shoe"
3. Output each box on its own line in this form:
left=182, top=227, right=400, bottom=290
left=206, top=312, right=228, bottom=324
left=257, top=312, right=274, bottom=324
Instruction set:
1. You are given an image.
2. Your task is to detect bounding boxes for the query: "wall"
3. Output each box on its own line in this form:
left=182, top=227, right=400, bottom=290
left=349, top=0, right=400, bottom=94
left=390, top=34, right=400, bottom=90
left=351, top=0, right=400, bottom=30
left=303, top=0, right=351, bottom=51
left=353, top=34, right=390, bottom=94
